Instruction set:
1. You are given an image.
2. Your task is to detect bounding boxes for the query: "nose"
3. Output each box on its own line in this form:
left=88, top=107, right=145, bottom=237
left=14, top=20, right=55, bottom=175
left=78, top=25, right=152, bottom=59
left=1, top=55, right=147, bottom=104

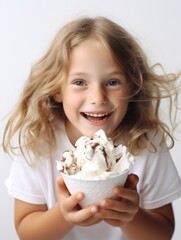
left=88, top=85, right=107, bottom=105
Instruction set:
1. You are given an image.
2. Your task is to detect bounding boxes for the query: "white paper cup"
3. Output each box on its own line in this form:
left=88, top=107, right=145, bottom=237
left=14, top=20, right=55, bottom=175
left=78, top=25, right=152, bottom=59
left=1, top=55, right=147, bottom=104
left=61, top=167, right=132, bottom=208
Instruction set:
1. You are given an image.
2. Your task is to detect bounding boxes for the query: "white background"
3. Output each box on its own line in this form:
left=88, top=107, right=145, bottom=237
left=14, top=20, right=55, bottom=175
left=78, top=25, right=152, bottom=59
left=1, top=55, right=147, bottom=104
left=0, top=0, right=181, bottom=239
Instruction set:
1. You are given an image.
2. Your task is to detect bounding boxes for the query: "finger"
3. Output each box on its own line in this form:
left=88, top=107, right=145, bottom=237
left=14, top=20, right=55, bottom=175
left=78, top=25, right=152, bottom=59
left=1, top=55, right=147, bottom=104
left=113, top=187, right=139, bottom=201
left=57, top=176, right=101, bottom=224
left=112, top=174, right=139, bottom=201
left=95, top=208, right=132, bottom=222
left=100, top=197, right=137, bottom=212
left=57, top=176, right=86, bottom=212
left=68, top=205, right=99, bottom=224
left=61, top=191, right=85, bottom=212
left=78, top=215, right=101, bottom=226
left=57, top=176, right=87, bottom=209
left=57, top=176, right=71, bottom=199
left=104, top=216, right=131, bottom=227
left=80, top=217, right=102, bottom=226
left=124, top=174, right=139, bottom=190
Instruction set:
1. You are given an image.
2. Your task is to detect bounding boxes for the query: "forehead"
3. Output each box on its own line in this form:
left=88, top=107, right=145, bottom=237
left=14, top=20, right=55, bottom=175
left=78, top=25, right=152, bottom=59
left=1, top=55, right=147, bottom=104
left=68, top=39, right=122, bottom=73
left=71, top=38, right=112, bottom=56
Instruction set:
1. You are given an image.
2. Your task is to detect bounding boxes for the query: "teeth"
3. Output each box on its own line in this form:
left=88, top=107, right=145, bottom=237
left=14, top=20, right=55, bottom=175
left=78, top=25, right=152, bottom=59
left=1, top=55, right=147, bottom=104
left=85, top=113, right=108, bottom=117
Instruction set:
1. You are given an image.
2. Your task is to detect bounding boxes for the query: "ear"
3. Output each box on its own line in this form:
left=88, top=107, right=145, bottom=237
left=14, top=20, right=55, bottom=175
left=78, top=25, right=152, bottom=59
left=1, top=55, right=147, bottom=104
left=53, top=91, right=62, bottom=103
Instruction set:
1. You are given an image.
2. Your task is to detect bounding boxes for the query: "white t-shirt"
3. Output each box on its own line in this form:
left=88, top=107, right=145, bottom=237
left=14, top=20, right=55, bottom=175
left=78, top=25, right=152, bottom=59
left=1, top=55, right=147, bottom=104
left=6, top=123, right=181, bottom=240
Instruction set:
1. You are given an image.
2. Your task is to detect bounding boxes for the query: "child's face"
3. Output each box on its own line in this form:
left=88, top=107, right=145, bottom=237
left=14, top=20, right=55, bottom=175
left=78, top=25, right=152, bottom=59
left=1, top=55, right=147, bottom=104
left=55, top=40, right=129, bottom=144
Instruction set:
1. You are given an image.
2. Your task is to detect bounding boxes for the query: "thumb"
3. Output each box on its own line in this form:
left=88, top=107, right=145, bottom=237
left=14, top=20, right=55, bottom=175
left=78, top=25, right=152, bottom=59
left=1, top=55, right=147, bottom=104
left=124, top=173, right=139, bottom=190
left=57, top=175, right=71, bottom=199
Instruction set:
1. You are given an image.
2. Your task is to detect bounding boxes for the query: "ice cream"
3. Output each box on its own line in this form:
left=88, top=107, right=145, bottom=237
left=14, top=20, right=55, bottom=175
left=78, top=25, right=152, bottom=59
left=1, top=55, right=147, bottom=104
left=57, top=129, right=134, bottom=180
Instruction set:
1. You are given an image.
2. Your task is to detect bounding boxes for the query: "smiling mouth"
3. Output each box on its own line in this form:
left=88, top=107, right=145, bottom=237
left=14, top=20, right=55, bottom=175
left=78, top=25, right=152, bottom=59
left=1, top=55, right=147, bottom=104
left=81, top=111, right=113, bottom=122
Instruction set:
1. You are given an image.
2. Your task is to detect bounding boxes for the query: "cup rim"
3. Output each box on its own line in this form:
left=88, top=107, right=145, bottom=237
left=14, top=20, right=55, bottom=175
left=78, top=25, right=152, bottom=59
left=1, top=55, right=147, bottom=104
left=60, top=163, right=134, bottom=182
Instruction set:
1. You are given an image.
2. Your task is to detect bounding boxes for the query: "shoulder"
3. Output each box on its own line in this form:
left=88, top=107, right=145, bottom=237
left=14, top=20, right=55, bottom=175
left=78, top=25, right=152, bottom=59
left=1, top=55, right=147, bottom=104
left=131, top=129, right=173, bottom=179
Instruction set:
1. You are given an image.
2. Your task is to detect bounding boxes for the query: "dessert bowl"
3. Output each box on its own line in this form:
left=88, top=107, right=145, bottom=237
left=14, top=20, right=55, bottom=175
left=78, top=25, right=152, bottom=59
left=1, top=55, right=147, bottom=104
left=61, top=165, right=133, bottom=208
left=58, top=129, right=135, bottom=207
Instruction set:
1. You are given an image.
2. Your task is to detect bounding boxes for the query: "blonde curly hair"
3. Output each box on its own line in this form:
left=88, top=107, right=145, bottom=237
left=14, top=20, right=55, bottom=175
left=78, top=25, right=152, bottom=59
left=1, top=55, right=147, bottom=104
left=3, top=16, right=180, bottom=158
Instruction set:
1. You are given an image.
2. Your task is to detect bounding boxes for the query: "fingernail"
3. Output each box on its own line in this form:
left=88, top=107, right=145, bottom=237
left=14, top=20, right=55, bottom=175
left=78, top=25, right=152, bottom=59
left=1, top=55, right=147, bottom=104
left=76, top=193, right=83, bottom=200
left=101, top=199, right=108, bottom=207
left=113, top=188, right=120, bottom=195
left=91, top=206, right=98, bottom=213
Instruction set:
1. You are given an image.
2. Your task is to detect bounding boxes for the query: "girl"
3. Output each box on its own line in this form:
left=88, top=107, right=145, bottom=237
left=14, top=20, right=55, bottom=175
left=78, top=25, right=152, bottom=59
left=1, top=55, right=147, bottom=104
left=3, top=16, right=181, bottom=240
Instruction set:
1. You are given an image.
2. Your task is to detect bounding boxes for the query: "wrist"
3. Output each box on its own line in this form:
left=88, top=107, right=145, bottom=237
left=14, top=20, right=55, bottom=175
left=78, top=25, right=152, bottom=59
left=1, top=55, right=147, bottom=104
left=121, top=207, right=142, bottom=233
left=54, top=202, right=75, bottom=234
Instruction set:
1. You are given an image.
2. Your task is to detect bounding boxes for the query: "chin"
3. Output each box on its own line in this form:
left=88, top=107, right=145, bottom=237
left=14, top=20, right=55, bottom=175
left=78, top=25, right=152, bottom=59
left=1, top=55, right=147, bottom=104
left=82, top=127, right=112, bottom=138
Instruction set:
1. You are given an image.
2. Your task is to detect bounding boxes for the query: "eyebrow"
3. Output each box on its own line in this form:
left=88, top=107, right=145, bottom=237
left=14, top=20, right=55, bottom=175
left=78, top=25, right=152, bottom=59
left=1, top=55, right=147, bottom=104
left=68, top=72, right=91, bottom=77
left=105, top=71, right=125, bottom=77
left=69, top=71, right=124, bottom=77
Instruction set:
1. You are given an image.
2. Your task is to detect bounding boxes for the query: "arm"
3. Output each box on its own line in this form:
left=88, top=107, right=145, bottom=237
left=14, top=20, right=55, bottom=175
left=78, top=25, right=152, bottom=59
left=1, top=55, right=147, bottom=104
left=122, top=203, right=174, bottom=240
left=15, top=176, right=100, bottom=240
left=93, top=174, right=174, bottom=240
left=15, top=200, right=72, bottom=240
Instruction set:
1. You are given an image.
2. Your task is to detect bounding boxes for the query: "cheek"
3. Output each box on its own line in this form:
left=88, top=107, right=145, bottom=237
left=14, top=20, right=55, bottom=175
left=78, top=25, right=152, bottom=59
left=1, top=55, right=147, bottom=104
left=111, top=91, right=129, bottom=108
left=117, top=100, right=129, bottom=116
left=62, top=94, right=83, bottom=109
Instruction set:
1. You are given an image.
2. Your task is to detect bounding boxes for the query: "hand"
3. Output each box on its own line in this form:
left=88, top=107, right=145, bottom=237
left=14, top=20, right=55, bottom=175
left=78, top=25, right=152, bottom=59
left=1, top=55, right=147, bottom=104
left=93, top=174, right=140, bottom=228
left=57, top=176, right=101, bottom=227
